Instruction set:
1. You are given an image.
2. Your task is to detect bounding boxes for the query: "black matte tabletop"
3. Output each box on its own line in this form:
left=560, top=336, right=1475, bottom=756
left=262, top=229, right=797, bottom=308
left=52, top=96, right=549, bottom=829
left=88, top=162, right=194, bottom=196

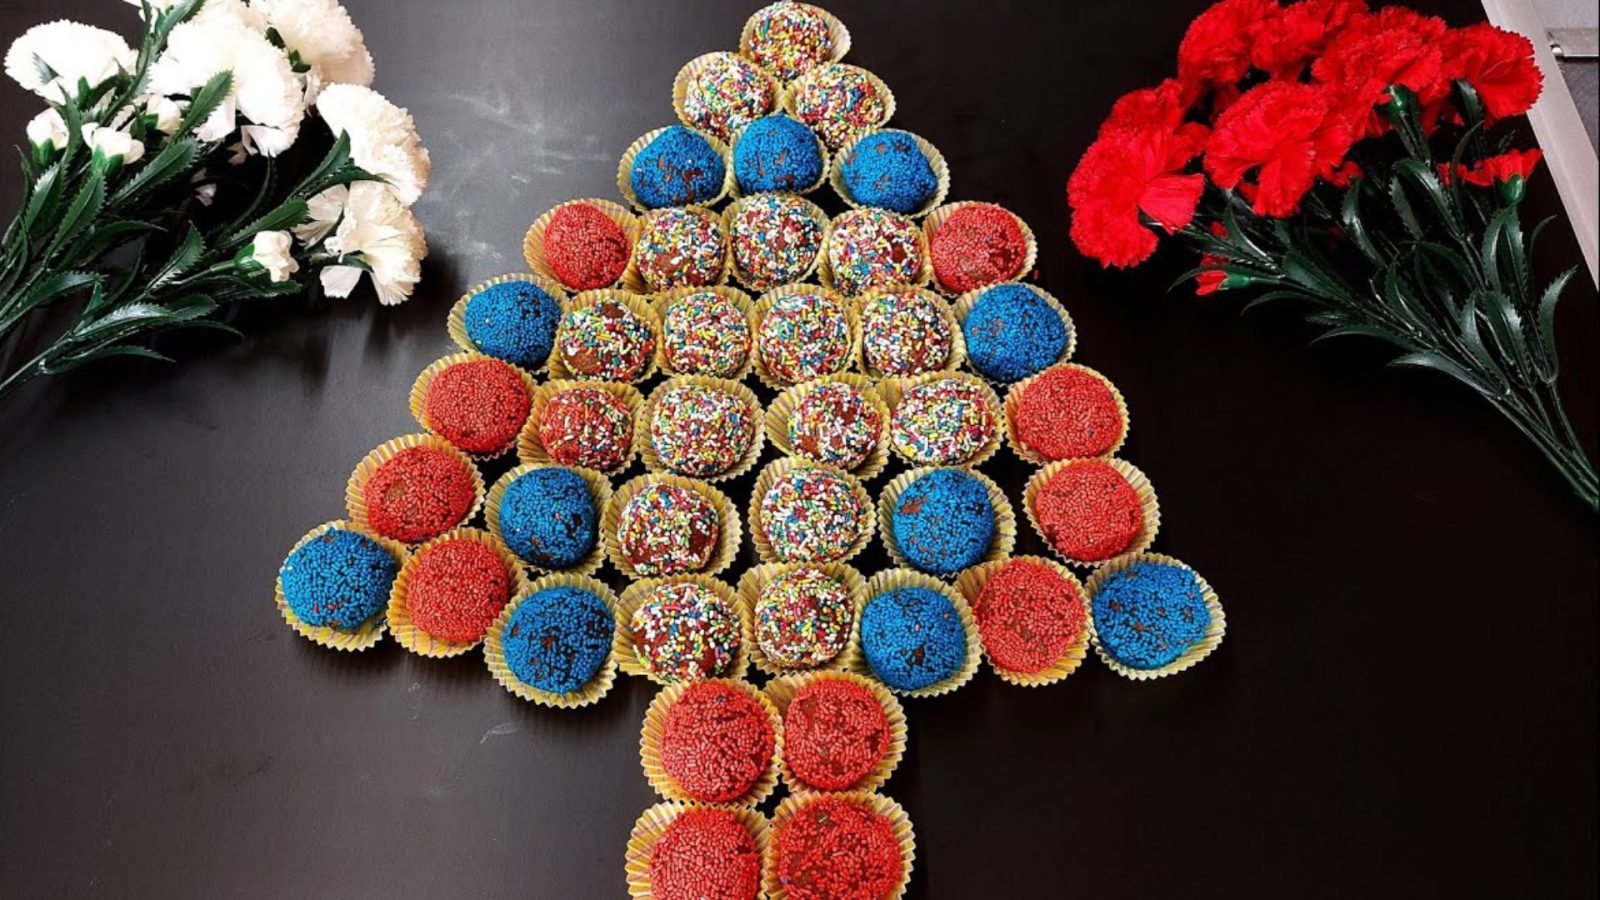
left=1, top=1, right=1595, bottom=898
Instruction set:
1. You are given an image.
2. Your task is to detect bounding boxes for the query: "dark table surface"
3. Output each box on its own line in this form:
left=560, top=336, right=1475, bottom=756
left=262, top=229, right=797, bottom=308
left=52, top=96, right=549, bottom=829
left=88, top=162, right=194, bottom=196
left=2, top=1, right=1596, bottom=898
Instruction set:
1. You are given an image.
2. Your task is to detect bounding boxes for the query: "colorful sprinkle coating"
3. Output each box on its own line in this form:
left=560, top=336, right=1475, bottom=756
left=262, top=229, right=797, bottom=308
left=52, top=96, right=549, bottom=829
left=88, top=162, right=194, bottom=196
left=543, top=202, right=631, bottom=291
left=648, top=808, right=762, bottom=900
left=502, top=586, right=613, bottom=694
left=279, top=528, right=398, bottom=630
left=557, top=300, right=656, bottom=381
left=889, top=378, right=996, bottom=465
left=859, top=289, right=951, bottom=377
left=362, top=445, right=477, bottom=544
left=776, top=796, right=903, bottom=900
left=963, top=283, right=1070, bottom=382
left=423, top=358, right=531, bottom=455
left=683, top=52, right=775, bottom=142
left=787, top=381, right=882, bottom=470
left=729, top=194, right=824, bottom=291
left=732, top=114, right=824, bottom=194
left=790, top=63, right=889, bottom=150
left=1014, top=365, right=1125, bottom=460
left=890, top=468, right=996, bottom=576
left=650, top=384, right=757, bottom=478
left=1091, top=561, right=1211, bottom=670
left=757, top=291, right=853, bottom=385
left=496, top=467, right=597, bottom=569
left=406, top=538, right=512, bottom=644
left=630, top=582, right=741, bottom=682
left=859, top=586, right=968, bottom=692
left=630, top=126, right=727, bottom=209
left=618, top=483, right=721, bottom=576
left=659, top=681, right=776, bottom=803
left=929, top=204, right=1029, bottom=293
left=1033, top=460, right=1144, bottom=563
left=663, top=291, right=751, bottom=377
left=755, top=568, right=854, bottom=667
left=840, top=131, right=937, bottom=215
left=760, top=466, right=869, bottom=563
left=783, top=678, right=891, bottom=791
left=462, top=279, right=561, bottom=369
left=745, top=1, right=834, bottom=82
left=973, top=559, right=1084, bottom=674
left=825, top=208, right=924, bottom=297
left=538, top=386, right=633, bottom=472
left=635, top=207, right=728, bottom=291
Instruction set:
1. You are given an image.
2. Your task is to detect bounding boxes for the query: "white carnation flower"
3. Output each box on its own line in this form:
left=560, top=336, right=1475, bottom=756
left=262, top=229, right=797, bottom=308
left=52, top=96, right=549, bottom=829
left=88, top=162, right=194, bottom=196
left=143, top=96, right=186, bottom=134
left=315, top=84, right=430, bottom=206
left=132, top=0, right=267, bottom=29
left=320, top=180, right=427, bottom=305
left=25, top=109, right=68, bottom=153
left=149, top=17, right=304, bottom=153
left=83, top=124, right=145, bottom=167
left=249, top=230, right=300, bottom=282
left=5, top=21, right=135, bottom=103
left=250, top=0, right=374, bottom=99
left=293, top=182, right=347, bottom=245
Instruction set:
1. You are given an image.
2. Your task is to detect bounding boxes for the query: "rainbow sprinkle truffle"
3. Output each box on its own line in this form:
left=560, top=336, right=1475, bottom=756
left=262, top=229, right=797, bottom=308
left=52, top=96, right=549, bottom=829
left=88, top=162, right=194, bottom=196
left=1091, top=561, right=1211, bottom=670
left=279, top=528, right=398, bottom=630
left=755, top=567, right=855, bottom=667
left=629, top=126, right=727, bottom=209
left=759, top=465, right=869, bottom=563
left=825, top=208, right=924, bottom=297
left=860, top=586, right=968, bottom=692
left=495, top=467, right=597, bottom=569
left=501, top=586, right=614, bottom=694
left=630, top=582, right=742, bottom=681
left=787, top=380, right=882, bottom=470
left=681, top=52, right=776, bottom=142
left=662, top=291, right=751, bottom=377
left=890, top=469, right=996, bottom=576
left=649, top=383, right=757, bottom=478
left=745, top=1, right=836, bottom=82
left=537, top=386, right=634, bottom=472
left=790, top=63, right=888, bottom=150
left=859, top=289, right=952, bottom=376
left=635, top=207, right=728, bottom=291
left=757, top=290, right=854, bottom=385
left=461, top=279, right=561, bottom=369
left=732, top=114, right=825, bottom=193
left=840, top=130, right=938, bottom=215
left=556, top=300, right=657, bottom=381
left=618, top=483, right=722, bottom=576
left=890, top=378, right=997, bottom=465
left=728, top=194, right=825, bottom=291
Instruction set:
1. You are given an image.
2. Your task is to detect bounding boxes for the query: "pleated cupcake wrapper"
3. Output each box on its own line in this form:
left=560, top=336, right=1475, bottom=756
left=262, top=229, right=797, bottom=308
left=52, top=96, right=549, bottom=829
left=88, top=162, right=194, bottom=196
left=817, top=208, right=932, bottom=298
left=447, top=272, right=571, bottom=370
left=483, top=571, right=621, bottom=708
left=762, top=373, right=892, bottom=482
left=749, top=457, right=876, bottom=567
left=952, top=555, right=1091, bottom=688
left=386, top=527, right=532, bottom=659
left=672, top=51, right=783, bottom=143
left=951, top=280, right=1078, bottom=387
left=617, top=125, right=736, bottom=214
left=1082, top=551, right=1227, bottom=681
left=613, top=575, right=752, bottom=686
left=345, top=433, right=487, bottom=546
left=749, top=284, right=861, bottom=392
left=1002, top=362, right=1131, bottom=466
left=877, top=371, right=1005, bottom=470
left=408, top=351, right=538, bottom=461
left=727, top=115, right=832, bottom=199
left=876, top=466, right=1017, bottom=580
left=849, top=568, right=983, bottom=700
left=523, top=198, right=640, bottom=291
left=763, top=670, right=906, bottom=795
left=780, top=64, right=899, bottom=152
left=738, top=1, right=853, bottom=84
left=636, top=376, right=767, bottom=485
left=853, top=286, right=967, bottom=380
left=621, top=206, right=734, bottom=295
left=1022, top=457, right=1162, bottom=570
left=923, top=202, right=1039, bottom=297
left=722, top=194, right=831, bottom=292
left=625, top=801, right=773, bottom=900
left=736, top=561, right=867, bottom=677
left=484, top=463, right=613, bottom=577
left=652, top=285, right=759, bottom=381
left=274, top=519, right=407, bottom=652
left=547, top=289, right=664, bottom=385
left=828, top=127, right=951, bottom=220
left=639, top=677, right=785, bottom=807
left=602, top=472, right=743, bottom=581
left=518, top=379, right=646, bottom=476
left=764, top=791, right=916, bottom=900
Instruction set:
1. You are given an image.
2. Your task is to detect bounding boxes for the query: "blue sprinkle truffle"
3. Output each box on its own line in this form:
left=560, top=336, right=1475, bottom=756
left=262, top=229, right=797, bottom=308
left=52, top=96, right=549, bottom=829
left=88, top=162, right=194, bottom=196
left=840, top=131, right=937, bottom=214
left=890, top=469, right=996, bottom=576
left=962, top=283, right=1070, bottom=382
left=502, top=586, right=614, bottom=694
left=279, top=528, right=398, bottom=630
left=496, top=467, right=598, bottom=569
left=859, top=586, right=968, bottom=691
left=630, top=126, right=727, bottom=209
left=732, top=114, right=825, bottom=194
left=463, top=279, right=561, bottom=370
left=1091, top=561, right=1211, bottom=670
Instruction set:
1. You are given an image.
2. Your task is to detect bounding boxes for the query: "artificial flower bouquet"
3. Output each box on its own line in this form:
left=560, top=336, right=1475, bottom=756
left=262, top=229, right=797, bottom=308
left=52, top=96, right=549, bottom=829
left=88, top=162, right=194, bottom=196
left=0, top=0, right=430, bottom=402
left=1068, top=0, right=1596, bottom=509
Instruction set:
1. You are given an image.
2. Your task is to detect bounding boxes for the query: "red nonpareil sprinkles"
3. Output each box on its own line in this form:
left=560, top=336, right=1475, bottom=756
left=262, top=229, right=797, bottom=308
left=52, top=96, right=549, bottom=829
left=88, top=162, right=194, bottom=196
left=929, top=203, right=1029, bottom=294
left=1033, top=460, right=1144, bottom=563
left=648, top=808, right=762, bottom=900
left=776, top=795, right=902, bottom=900
left=543, top=203, right=631, bottom=290
left=423, top=358, right=532, bottom=455
left=973, top=559, right=1085, bottom=673
left=406, top=538, right=512, bottom=643
left=1013, top=364, right=1125, bottom=460
left=659, top=681, right=776, bottom=803
left=363, top=445, right=477, bottom=543
left=783, top=678, right=891, bottom=791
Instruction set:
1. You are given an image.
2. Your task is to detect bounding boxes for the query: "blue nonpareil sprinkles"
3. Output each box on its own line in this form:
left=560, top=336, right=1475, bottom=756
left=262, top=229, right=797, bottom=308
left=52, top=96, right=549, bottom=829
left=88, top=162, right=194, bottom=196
left=962, top=283, right=1070, bottom=382
left=630, top=126, right=727, bottom=209
left=279, top=528, right=398, bottom=630
left=1091, top=561, right=1211, bottom=670
left=497, top=467, right=598, bottom=569
left=732, top=114, right=825, bottom=193
left=859, top=586, right=968, bottom=691
left=840, top=131, right=937, bottom=214
left=890, top=469, right=996, bottom=576
left=502, top=586, right=614, bottom=694
left=463, top=280, right=561, bottom=370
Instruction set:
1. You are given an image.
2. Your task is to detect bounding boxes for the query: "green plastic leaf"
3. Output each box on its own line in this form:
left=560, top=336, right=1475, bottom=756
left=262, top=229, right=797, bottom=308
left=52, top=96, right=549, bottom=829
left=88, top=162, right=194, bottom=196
left=149, top=223, right=205, bottom=289
left=110, top=137, right=199, bottom=207
left=24, top=270, right=100, bottom=308
left=220, top=199, right=308, bottom=250
left=1340, top=185, right=1384, bottom=265
left=1311, top=324, right=1410, bottom=348
left=45, top=171, right=106, bottom=261
left=178, top=71, right=234, bottom=137
left=1388, top=176, right=1424, bottom=239
left=1390, top=350, right=1502, bottom=402
left=1532, top=267, right=1575, bottom=381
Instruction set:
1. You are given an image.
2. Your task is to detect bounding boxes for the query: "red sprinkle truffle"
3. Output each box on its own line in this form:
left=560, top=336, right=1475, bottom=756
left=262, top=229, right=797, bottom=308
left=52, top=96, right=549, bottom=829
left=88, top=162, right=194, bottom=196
left=647, top=808, right=763, bottom=900
left=929, top=204, right=1029, bottom=294
left=1013, top=365, right=1125, bottom=460
left=405, top=537, right=513, bottom=643
left=362, top=445, right=478, bottom=544
left=1033, top=460, right=1144, bottom=563
left=783, top=678, right=892, bottom=791
left=659, top=681, right=776, bottom=803
left=972, top=559, right=1086, bottom=673
left=538, top=386, right=634, bottom=472
left=423, top=358, right=532, bottom=455
left=543, top=203, right=632, bottom=291
left=776, top=795, right=903, bottom=900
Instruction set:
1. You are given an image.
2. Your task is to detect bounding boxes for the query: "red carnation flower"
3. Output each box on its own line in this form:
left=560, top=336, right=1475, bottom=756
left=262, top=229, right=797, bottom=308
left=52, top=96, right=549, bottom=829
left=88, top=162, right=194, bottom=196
left=1178, top=0, right=1278, bottom=102
left=1249, top=0, right=1371, bottom=81
left=1443, top=24, right=1543, bottom=121
left=1069, top=114, right=1210, bottom=268
left=1438, top=148, right=1542, bottom=187
left=1205, top=81, right=1358, bottom=217
left=1195, top=222, right=1231, bottom=296
left=1313, top=6, right=1449, bottom=136
left=1100, top=78, right=1191, bottom=136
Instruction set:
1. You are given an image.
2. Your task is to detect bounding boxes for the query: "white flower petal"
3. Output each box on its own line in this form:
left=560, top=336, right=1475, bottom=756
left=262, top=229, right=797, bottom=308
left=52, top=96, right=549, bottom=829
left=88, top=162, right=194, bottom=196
left=5, top=21, right=135, bottom=102
left=315, top=84, right=430, bottom=206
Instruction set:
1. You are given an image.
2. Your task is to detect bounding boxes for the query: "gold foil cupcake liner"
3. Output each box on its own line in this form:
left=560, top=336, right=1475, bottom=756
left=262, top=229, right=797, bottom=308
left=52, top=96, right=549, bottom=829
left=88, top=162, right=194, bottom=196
left=750, top=284, right=861, bottom=391
left=523, top=198, right=640, bottom=291
left=749, top=457, right=876, bottom=567
left=274, top=519, right=407, bottom=652
left=614, top=575, right=752, bottom=686
left=519, top=379, right=645, bottom=475
left=1023, top=457, right=1162, bottom=569
left=386, top=527, right=532, bottom=659
left=876, top=466, right=1017, bottom=579
left=617, top=125, right=736, bottom=213
left=622, top=205, right=733, bottom=295
left=408, top=351, right=538, bottom=461
left=639, top=677, right=784, bottom=807
left=853, top=286, right=967, bottom=379
left=625, top=801, right=772, bottom=900
left=877, top=371, right=1004, bottom=469
left=764, top=791, right=916, bottom=900
left=1003, top=362, right=1130, bottom=465
left=764, top=670, right=906, bottom=795
left=727, top=115, right=831, bottom=198
left=603, top=473, right=743, bottom=581
left=1082, top=552, right=1227, bottom=681
left=763, top=373, right=892, bottom=482
left=345, top=433, right=487, bottom=545
left=722, top=193, right=831, bottom=291
left=829, top=127, right=951, bottom=219
left=737, top=561, right=867, bottom=676
left=923, top=202, right=1039, bottom=296
left=484, top=463, right=613, bottom=576
left=636, top=376, right=767, bottom=485
left=447, top=272, right=570, bottom=371
left=547, top=289, right=664, bottom=385
left=652, top=285, right=759, bottom=381
left=672, top=51, right=783, bottom=142
left=850, top=568, right=983, bottom=699
left=483, top=572, right=621, bottom=708
left=952, top=280, right=1078, bottom=384
left=739, top=2, right=853, bottom=83
left=780, top=64, right=898, bottom=151
left=817, top=208, right=932, bottom=297
left=953, top=556, right=1090, bottom=688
